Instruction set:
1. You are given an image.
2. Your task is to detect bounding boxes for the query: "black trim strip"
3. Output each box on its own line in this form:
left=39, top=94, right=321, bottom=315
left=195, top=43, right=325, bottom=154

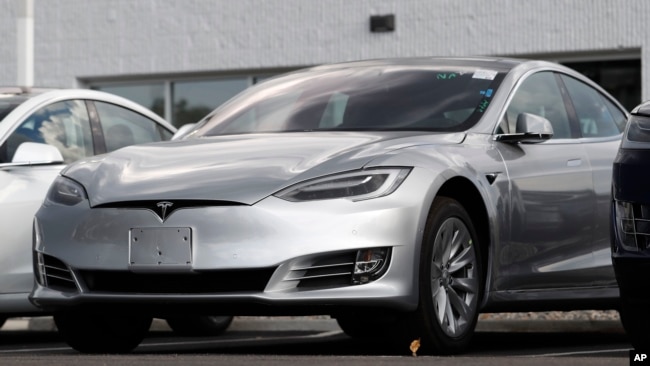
left=94, top=200, right=247, bottom=222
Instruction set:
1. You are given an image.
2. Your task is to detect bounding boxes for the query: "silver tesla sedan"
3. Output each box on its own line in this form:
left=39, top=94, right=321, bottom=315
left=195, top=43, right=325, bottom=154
left=30, top=57, right=627, bottom=354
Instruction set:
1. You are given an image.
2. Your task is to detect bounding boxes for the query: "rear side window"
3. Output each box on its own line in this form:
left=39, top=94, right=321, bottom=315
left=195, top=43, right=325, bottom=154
left=95, top=102, right=171, bottom=152
left=561, top=75, right=626, bottom=138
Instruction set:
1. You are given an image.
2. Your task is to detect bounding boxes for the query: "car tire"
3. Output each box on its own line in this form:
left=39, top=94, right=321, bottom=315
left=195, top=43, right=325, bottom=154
left=54, top=311, right=152, bottom=353
left=165, top=315, right=234, bottom=336
left=619, top=298, right=650, bottom=350
left=410, top=196, right=482, bottom=354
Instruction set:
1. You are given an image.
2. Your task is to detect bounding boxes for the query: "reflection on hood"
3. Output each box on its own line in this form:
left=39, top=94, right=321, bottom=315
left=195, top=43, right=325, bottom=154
left=63, top=131, right=463, bottom=205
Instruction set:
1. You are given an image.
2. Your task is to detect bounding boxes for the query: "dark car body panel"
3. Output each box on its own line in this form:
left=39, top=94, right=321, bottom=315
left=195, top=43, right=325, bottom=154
left=612, top=102, right=650, bottom=300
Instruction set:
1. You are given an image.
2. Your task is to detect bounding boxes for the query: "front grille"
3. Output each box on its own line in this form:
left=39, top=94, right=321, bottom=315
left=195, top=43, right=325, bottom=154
left=78, top=268, right=275, bottom=294
left=40, top=255, right=77, bottom=291
left=288, top=252, right=356, bottom=289
left=93, top=200, right=245, bottom=221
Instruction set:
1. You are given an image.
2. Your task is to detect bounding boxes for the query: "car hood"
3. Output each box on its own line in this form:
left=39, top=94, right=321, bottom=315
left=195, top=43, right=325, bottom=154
left=63, top=131, right=464, bottom=206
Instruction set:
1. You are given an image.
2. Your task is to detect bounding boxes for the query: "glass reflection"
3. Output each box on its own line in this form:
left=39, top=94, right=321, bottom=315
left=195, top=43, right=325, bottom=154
left=173, top=78, right=249, bottom=127
left=95, top=84, right=165, bottom=119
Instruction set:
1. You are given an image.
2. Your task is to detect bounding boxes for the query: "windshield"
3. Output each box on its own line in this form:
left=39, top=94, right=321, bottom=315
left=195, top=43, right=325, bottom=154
left=193, top=65, right=506, bottom=137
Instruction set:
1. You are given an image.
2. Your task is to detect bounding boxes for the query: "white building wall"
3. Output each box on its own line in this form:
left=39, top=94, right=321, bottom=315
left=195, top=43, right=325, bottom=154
left=0, top=0, right=648, bottom=99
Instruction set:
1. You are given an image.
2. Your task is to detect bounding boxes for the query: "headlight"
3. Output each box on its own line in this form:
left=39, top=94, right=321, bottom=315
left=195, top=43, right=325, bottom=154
left=275, top=167, right=411, bottom=202
left=46, top=176, right=88, bottom=206
left=623, top=115, right=650, bottom=148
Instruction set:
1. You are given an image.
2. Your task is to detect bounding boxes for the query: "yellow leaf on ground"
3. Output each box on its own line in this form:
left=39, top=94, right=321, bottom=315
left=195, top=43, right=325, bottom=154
left=409, top=338, right=421, bottom=356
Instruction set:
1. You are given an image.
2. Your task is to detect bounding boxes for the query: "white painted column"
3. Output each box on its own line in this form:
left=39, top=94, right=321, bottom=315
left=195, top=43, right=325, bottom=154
left=17, top=0, right=34, bottom=87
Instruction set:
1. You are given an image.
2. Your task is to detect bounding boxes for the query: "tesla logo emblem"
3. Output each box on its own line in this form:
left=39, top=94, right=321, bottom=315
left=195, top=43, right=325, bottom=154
left=155, top=201, right=174, bottom=221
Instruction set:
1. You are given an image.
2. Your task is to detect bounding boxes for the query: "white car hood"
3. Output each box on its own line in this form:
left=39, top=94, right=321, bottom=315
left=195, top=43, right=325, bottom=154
left=63, top=131, right=464, bottom=206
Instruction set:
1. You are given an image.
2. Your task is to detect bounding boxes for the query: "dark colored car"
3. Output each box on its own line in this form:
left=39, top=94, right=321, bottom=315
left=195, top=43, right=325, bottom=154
left=611, top=100, right=650, bottom=350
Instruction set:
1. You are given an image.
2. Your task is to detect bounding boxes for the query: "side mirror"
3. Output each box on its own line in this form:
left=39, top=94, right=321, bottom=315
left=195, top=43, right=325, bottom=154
left=172, top=123, right=197, bottom=140
left=495, top=113, right=554, bottom=143
left=9, top=142, right=64, bottom=165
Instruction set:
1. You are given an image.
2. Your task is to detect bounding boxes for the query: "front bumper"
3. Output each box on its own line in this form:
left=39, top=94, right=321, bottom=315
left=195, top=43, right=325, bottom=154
left=30, top=171, right=435, bottom=315
left=611, top=199, right=650, bottom=301
left=612, top=256, right=650, bottom=301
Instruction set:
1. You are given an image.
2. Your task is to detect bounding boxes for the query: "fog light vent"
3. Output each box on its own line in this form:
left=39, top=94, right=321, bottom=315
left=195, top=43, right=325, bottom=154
left=35, top=252, right=47, bottom=287
left=615, top=201, right=650, bottom=251
left=34, top=253, right=77, bottom=292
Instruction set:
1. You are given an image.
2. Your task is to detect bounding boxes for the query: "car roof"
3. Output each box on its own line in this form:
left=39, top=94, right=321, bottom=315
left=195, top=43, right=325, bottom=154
left=305, top=56, right=527, bottom=73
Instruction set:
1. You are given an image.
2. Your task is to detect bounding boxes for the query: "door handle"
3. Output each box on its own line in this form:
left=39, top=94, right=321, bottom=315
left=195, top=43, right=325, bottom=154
left=567, top=158, right=582, bottom=167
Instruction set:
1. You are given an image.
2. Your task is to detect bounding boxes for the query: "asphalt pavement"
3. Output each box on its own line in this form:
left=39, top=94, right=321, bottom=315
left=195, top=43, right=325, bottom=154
left=1, top=315, right=626, bottom=335
left=0, top=314, right=631, bottom=365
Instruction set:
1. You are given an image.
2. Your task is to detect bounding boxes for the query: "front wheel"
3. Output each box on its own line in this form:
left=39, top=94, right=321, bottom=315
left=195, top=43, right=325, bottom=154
left=54, top=311, right=152, bottom=353
left=411, top=197, right=482, bottom=354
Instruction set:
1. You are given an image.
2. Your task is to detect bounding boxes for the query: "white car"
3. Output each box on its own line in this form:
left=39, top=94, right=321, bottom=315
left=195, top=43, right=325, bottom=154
left=0, top=87, right=232, bottom=334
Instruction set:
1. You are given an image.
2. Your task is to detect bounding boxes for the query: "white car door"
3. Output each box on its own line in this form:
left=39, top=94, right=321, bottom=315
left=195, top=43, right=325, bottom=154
left=0, top=99, right=93, bottom=311
left=0, top=165, right=63, bottom=305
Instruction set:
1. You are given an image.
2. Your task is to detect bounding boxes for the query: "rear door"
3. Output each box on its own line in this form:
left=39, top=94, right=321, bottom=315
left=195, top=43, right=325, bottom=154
left=559, top=74, right=628, bottom=286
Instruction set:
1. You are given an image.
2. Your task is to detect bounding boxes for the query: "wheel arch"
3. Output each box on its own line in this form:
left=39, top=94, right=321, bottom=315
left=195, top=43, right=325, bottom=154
left=435, top=176, right=491, bottom=303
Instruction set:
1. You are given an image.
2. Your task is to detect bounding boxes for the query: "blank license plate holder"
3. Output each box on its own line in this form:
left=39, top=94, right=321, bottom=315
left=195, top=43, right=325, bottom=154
left=129, top=227, right=192, bottom=269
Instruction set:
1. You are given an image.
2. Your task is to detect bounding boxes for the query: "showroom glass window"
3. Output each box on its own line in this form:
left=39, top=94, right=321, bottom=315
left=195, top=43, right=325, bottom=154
left=94, top=83, right=165, bottom=120
left=95, top=102, right=173, bottom=153
left=172, top=78, right=249, bottom=127
left=93, top=77, right=253, bottom=128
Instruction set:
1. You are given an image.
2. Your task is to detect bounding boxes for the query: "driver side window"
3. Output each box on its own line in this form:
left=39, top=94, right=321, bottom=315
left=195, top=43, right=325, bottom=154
left=501, top=72, right=571, bottom=139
